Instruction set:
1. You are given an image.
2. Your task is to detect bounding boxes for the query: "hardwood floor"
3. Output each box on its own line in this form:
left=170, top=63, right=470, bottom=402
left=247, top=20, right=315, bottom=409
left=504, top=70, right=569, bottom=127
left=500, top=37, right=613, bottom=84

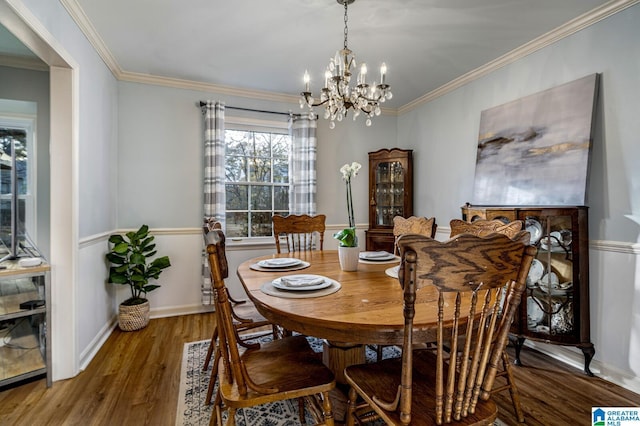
left=0, top=313, right=638, bottom=425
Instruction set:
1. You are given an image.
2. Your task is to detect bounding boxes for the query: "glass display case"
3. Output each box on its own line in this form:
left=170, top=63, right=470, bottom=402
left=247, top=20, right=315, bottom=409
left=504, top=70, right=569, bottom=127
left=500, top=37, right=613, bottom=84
left=461, top=204, right=594, bottom=376
left=365, top=148, right=413, bottom=252
left=0, top=261, right=51, bottom=387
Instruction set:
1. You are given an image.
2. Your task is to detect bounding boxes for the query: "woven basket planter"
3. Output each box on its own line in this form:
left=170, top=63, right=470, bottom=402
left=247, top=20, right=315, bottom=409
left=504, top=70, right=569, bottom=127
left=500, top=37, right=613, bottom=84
left=118, top=299, right=150, bottom=331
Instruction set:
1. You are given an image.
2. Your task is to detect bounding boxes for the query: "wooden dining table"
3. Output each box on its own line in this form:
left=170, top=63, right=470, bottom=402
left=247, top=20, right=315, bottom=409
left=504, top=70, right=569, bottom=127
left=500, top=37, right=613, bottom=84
left=236, top=249, right=447, bottom=382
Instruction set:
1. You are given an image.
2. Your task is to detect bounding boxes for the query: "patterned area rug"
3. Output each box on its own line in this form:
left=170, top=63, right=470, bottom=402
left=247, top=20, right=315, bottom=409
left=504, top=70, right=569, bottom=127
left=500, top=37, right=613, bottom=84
left=176, top=335, right=506, bottom=425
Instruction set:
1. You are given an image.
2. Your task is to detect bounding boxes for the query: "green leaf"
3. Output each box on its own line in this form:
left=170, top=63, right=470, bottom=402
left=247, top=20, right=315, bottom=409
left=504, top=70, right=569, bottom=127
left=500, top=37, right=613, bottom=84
left=112, top=242, right=130, bottom=254
left=109, top=273, right=129, bottom=284
left=333, top=228, right=357, bottom=247
left=151, top=256, right=171, bottom=269
left=109, top=235, right=125, bottom=244
left=106, top=253, right=125, bottom=264
left=130, top=253, right=145, bottom=265
left=135, top=224, right=149, bottom=238
left=143, top=284, right=161, bottom=293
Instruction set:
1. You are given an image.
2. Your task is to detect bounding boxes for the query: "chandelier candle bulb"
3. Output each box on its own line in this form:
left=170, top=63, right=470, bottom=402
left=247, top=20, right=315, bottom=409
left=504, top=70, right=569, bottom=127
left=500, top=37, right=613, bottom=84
left=303, top=70, right=310, bottom=92
left=380, top=63, right=387, bottom=85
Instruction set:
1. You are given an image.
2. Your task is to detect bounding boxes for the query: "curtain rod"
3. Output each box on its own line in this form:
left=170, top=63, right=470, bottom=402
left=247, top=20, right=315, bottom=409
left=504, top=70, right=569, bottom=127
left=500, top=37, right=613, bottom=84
left=198, top=101, right=306, bottom=118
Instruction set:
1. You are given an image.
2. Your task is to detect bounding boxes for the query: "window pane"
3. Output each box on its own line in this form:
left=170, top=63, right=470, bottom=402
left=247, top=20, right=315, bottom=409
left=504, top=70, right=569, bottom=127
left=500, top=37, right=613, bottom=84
left=0, top=129, right=28, bottom=194
left=274, top=186, right=289, bottom=210
left=251, top=185, right=272, bottom=210
left=226, top=130, right=251, bottom=156
left=251, top=212, right=272, bottom=237
left=226, top=184, right=248, bottom=210
left=254, top=133, right=271, bottom=158
left=250, top=158, right=271, bottom=183
left=225, top=155, right=247, bottom=182
left=273, top=157, right=288, bottom=183
left=272, top=134, right=289, bottom=158
left=226, top=212, right=248, bottom=237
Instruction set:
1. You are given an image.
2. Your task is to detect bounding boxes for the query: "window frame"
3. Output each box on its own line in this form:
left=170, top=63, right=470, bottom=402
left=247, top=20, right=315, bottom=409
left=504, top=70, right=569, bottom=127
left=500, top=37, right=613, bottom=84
left=224, top=115, right=290, bottom=242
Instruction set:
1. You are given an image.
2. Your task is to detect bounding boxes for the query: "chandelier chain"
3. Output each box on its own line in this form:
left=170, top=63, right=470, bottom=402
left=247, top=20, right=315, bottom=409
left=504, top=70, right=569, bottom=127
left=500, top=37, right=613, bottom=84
left=343, top=1, right=349, bottom=50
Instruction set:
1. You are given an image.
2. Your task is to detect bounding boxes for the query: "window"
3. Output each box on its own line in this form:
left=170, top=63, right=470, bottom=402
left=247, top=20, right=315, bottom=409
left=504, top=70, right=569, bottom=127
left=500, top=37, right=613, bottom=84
left=224, top=121, right=290, bottom=238
left=0, top=116, right=35, bottom=250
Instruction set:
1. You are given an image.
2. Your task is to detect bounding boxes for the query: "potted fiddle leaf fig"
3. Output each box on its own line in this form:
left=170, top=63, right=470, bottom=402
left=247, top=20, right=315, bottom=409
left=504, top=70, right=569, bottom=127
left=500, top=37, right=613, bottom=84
left=106, top=224, right=171, bottom=331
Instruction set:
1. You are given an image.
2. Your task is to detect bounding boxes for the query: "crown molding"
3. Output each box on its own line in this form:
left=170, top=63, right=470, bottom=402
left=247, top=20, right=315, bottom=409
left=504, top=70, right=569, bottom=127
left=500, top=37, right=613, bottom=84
left=59, top=0, right=122, bottom=75
left=398, top=0, right=640, bottom=114
left=61, top=0, right=638, bottom=114
left=118, top=70, right=300, bottom=104
left=0, top=53, right=47, bottom=71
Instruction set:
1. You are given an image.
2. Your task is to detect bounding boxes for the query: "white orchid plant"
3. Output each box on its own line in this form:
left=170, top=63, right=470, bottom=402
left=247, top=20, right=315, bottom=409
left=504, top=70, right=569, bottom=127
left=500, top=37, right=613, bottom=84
left=333, top=161, right=362, bottom=247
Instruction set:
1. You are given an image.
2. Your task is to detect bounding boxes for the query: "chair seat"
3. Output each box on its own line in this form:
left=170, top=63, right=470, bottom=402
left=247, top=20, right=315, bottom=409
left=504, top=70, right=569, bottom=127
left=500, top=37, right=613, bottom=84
left=345, top=352, right=498, bottom=426
left=219, top=335, right=336, bottom=408
left=232, top=304, right=272, bottom=330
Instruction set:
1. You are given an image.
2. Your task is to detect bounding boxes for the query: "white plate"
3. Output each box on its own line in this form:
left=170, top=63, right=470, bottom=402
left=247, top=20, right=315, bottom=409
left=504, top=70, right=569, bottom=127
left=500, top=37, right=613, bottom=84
left=525, top=218, right=543, bottom=244
left=527, top=259, right=544, bottom=287
left=385, top=265, right=400, bottom=278
left=527, top=297, right=545, bottom=324
left=359, top=251, right=396, bottom=261
left=258, top=258, right=302, bottom=268
left=538, top=272, right=570, bottom=295
left=271, top=274, right=332, bottom=291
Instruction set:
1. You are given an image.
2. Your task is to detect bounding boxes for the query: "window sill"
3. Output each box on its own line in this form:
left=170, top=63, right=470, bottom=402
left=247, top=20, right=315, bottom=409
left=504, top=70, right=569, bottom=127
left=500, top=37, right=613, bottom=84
left=226, top=237, right=276, bottom=251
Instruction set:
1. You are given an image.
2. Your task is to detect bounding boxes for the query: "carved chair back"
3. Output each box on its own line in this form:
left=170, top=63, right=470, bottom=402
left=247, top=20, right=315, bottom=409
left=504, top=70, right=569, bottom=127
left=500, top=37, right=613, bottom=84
left=272, top=214, right=326, bottom=253
left=449, top=218, right=525, bottom=241
left=392, top=216, right=437, bottom=254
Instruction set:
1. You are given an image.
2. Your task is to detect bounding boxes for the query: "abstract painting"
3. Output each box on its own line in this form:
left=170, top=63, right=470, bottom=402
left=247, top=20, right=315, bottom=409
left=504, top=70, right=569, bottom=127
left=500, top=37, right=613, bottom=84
left=472, top=74, right=599, bottom=206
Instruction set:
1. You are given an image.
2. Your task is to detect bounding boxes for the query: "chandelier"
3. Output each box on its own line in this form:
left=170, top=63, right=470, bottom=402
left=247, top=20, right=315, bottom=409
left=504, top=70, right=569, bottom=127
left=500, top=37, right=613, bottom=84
left=300, top=0, right=392, bottom=129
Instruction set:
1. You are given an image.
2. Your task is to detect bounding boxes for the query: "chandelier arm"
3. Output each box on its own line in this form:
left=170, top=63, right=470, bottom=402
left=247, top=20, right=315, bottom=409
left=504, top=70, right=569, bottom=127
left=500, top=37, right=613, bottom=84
left=356, top=93, right=384, bottom=104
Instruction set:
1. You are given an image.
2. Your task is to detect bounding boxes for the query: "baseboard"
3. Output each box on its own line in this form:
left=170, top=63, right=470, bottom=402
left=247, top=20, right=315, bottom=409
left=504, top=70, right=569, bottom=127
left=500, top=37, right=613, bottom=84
left=524, top=340, right=640, bottom=395
left=78, top=316, right=118, bottom=373
left=150, top=303, right=215, bottom=319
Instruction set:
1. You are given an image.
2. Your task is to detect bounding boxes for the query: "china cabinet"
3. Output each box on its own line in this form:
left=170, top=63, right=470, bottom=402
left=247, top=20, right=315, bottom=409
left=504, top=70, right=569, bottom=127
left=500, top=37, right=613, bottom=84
left=461, top=204, right=594, bottom=376
left=0, top=260, right=51, bottom=387
left=365, top=148, right=413, bottom=252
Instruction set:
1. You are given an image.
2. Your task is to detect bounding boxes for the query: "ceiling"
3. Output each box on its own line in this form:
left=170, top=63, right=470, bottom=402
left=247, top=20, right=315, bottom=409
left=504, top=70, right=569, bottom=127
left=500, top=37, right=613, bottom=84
left=1, top=0, right=621, bottom=109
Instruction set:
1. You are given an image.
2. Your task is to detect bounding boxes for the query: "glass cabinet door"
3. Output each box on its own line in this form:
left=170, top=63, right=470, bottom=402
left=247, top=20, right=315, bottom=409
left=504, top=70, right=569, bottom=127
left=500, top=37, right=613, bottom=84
left=523, top=212, right=575, bottom=338
left=374, top=160, right=405, bottom=226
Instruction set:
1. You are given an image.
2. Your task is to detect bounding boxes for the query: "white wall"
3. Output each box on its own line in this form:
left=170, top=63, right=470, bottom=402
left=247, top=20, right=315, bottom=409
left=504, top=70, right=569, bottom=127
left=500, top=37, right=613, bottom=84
left=398, top=3, right=640, bottom=391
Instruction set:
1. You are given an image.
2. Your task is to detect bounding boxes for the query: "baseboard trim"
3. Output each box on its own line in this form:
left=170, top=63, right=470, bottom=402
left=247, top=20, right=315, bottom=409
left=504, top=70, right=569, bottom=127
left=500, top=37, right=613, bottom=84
left=523, top=340, right=640, bottom=395
left=78, top=316, right=118, bottom=374
left=150, top=303, right=215, bottom=319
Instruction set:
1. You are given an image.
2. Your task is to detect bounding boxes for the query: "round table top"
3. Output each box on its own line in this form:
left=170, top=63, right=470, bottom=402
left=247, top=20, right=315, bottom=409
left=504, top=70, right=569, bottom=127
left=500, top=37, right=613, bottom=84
left=237, top=250, right=445, bottom=345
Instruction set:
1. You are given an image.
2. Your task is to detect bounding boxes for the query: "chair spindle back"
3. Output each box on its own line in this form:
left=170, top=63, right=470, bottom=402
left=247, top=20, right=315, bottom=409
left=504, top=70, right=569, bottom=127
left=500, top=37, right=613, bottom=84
left=395, top=233, right=535, bottom=424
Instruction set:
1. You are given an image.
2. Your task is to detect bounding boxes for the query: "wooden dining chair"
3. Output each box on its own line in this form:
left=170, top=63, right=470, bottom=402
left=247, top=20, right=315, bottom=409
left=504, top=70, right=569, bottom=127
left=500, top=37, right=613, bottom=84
left=369, top=216, right=438, bottom=362
left=203, top=218, right=246, bottom=306
left=449, top=218, right=527, bottom=423
left=201, top=223, right=277, bottom=406
left=272, top=214, right=326, bottom=253
left=392, top=216, right=436, bottom=255
left=206, top=229, right=337, bottom=426
left=345, top=233, right=536, bottom=425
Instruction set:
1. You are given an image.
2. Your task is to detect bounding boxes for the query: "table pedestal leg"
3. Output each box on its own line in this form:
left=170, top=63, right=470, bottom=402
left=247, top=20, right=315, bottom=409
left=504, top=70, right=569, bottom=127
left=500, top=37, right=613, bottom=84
left=322, top=340, right=366, bottom=384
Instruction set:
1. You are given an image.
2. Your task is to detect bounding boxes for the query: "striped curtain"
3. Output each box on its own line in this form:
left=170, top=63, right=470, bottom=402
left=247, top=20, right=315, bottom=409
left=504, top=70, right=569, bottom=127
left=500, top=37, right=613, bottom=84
left=288, top=114, right=318, bottom=215
left=201, top=101, right=225, bottom=305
